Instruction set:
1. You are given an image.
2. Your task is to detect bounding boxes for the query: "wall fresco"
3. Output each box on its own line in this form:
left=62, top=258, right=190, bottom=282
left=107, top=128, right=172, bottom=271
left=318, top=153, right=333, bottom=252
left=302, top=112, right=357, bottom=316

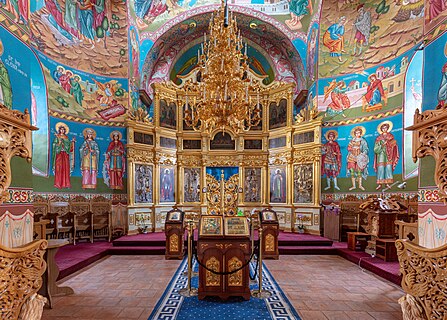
left=306, top=22, right=318, bottom=85
left=318, top=51, right=412, bottom=125
left=0, top=0, right=29, bottom=40
left=0, top=27, right=30, bottom=112
left=321, top=113, right=412, bottom=194
left=38, top=52, right=128, bottom=125
left=30, top=0, right=128, bottom=77
left=318, top=1, right=423, bottom=79
left=423, top=29, right=447, bottom=112
left=425, top=0, right=447, bottom=34
left=34, top=117, right=127, bottom=193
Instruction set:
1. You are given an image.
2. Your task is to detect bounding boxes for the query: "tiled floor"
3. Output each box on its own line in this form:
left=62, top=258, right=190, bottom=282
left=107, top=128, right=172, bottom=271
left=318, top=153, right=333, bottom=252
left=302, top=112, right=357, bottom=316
left=41, top=255, right=403, bottom=320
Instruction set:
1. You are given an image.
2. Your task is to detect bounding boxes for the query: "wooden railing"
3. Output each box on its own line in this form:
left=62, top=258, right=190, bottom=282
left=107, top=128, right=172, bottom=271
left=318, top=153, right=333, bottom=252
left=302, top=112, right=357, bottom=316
left=396, top=239, right=447, bottom=320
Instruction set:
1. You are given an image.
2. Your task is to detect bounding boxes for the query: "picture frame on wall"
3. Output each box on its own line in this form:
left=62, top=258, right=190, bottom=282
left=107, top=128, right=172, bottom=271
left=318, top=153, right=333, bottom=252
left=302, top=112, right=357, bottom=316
left=297, top=212, right=313, bottom=226
left=159, top=166, right=175, bottom=203
left=293, top=163, right=314, bottom=204
left=244, top=167, right=262, bottom=203
left=199, top=216, right=223, bottom=236
left=134, top=164, right=153, bottom=204
left=269, top=166, right=286, bottom=203
left=183, top=167, right=201, bottom=203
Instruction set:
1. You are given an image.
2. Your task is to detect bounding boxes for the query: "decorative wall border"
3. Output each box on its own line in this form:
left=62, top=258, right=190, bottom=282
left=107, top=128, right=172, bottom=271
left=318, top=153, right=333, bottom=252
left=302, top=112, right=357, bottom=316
left=4, top=188, right=33, bottom=204
left=34, top=192, right=128, bottom=202
left=49, top=111, right=126, bottom=127
left=322, top=192, right=418, bottom=202
left=323, top=108, right=403, bottom=127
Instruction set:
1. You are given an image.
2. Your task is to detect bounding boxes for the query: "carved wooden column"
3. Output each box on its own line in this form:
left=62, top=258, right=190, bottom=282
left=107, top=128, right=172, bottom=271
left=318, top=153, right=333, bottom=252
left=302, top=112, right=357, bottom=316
left=0, top=105, right=37, bottom=203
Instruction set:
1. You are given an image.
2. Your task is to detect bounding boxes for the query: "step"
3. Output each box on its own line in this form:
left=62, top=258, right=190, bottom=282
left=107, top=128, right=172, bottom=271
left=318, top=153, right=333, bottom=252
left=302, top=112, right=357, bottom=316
left=107, top=246, right=166, bottom=255
left=279, top=246, right=338, bottom=255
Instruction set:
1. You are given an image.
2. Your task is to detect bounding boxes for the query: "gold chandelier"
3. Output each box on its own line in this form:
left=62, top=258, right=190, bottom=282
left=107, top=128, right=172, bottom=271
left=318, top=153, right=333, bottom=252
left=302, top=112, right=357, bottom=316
left=180, top=1, right=262, bottom=134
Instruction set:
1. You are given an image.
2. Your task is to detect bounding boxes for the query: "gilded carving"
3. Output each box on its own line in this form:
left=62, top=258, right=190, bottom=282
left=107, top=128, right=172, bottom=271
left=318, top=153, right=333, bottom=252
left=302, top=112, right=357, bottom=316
left=227, top=256, right=243, bottom=286
left=265, top=234, right=275, bottom=252
left=293, top=148, right=321, bottom=163
left=127, top=147, right=154, bottom=163
left=407, top=107, right=447, bottom=201
left=206, top=157, right=239, bottom=167
left=170, top=234, right=179, bottom=252
left=205, top=256, right=220, bottom=286
left=242, top=154, right=268, bottom=167
left=179, top=155, right=202, bottom=167
left=155, top=152, right=177, bottom=165
left=0, top=106, right=36, bottom=203
left=396, top=240, right=447, bottom=320
left=269, top=152, right=291, bottom=166
left=0, top=240, right=47, bottom=320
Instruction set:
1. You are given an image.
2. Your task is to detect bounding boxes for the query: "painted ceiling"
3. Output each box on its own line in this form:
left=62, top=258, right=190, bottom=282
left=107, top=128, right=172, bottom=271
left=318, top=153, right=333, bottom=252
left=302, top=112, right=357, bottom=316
left=140, top=10, right=305, bottom=97
left=131, top=1, right=321, bottom=41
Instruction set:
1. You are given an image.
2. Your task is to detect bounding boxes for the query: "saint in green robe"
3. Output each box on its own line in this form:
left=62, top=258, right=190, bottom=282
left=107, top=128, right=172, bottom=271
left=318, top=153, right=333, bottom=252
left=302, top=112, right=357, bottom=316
left=70, top=79, right=84, bottom=105
left=0, top=60, right=13, bottom=109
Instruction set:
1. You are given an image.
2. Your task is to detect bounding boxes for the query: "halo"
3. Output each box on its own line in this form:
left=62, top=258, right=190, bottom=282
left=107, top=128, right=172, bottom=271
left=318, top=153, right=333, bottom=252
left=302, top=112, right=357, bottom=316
left=83, top=128, right=97, bottom=139
left=324, top=130, right=338, bottom=141
left=350, top=126, right=366, bottom=138
left=55, top=122, right=69, bottom=134
left=368, top=73, right=377, bottom=81
left=377, top=120, right=393, bottom=134
left=110, top=130, right=122, bottom=140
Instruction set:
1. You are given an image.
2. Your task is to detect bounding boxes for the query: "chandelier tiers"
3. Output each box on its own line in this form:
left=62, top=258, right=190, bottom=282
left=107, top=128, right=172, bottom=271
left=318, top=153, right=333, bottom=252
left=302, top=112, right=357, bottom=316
left=178, top=2, right=267, bottom=135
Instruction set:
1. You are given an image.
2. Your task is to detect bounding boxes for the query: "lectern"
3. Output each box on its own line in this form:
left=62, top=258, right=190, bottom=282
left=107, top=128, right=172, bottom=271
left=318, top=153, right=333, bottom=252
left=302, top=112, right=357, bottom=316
left=197, top=215, right=251, bottom=300
left=259, top=208, right=279, bottom=259
left=165, top=208, right=185, bottom=259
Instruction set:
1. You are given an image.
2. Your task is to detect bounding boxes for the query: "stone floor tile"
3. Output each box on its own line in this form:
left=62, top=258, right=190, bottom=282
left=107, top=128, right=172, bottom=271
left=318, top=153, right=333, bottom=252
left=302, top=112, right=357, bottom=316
left=41, top=255, right=404, bottom=320
left=323, top=311, right=350, bottom=320
left=299, top=310, right=329, bottom=320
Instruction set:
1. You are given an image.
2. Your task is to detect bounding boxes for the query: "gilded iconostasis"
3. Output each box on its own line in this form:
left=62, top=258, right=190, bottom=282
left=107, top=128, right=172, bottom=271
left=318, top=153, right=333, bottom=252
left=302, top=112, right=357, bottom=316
left=0, top=0, right=446, bottom=244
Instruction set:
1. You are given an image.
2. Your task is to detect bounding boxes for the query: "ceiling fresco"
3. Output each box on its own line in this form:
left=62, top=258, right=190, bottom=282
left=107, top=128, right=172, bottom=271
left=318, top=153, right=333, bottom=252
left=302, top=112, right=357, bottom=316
left=140, top=10, right=305, bottom=98
left=132, top=1, right=321, bottom=41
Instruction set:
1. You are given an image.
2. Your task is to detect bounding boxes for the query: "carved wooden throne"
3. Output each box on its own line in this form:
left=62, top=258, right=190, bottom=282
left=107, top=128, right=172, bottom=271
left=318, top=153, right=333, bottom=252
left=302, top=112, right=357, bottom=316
left=396, top=239, right=447, bottom=320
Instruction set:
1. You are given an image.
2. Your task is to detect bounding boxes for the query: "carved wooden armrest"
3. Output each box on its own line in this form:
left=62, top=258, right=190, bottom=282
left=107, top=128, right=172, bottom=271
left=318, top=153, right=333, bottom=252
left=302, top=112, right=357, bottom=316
left=396, top=240, right=447, bottom=320
left=0, top=240, right=48, bottom=320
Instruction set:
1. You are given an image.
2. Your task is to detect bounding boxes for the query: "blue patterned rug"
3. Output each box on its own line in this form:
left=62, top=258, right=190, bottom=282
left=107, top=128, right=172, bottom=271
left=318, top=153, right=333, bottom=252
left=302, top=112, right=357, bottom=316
left=148, top=258, right=301, bottom=320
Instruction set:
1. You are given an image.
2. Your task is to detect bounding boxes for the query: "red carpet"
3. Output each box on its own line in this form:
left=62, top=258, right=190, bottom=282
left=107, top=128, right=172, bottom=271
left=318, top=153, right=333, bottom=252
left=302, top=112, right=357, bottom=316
left=55, top=231, right=402, bottom=286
